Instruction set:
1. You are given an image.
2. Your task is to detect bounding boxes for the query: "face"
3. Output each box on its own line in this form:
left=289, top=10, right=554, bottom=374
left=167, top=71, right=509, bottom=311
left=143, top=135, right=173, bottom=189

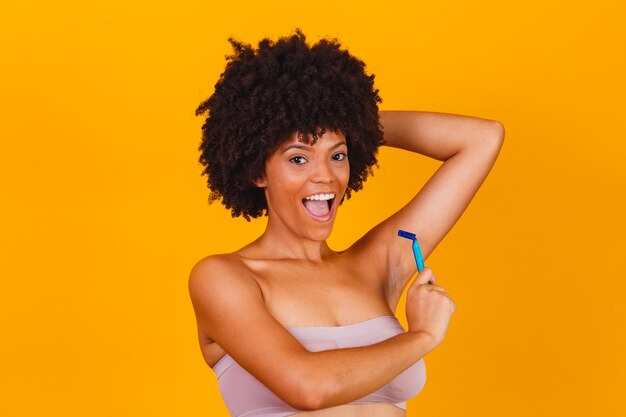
left=254, top=129, right=350, bottom=242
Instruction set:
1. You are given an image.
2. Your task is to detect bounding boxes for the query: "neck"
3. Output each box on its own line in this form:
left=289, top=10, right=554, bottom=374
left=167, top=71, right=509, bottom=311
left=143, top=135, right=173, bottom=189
left=248, top=215, right=336, bottom=265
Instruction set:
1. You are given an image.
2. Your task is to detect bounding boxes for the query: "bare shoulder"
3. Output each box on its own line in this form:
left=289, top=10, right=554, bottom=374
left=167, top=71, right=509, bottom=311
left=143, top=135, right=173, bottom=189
left=189, top=253, right=254, bottom=291
left=189, top=253, right=250, bottom=287
left=188, top=253, right=263, bottom=339
left=188, top=253, right=260, bottom=295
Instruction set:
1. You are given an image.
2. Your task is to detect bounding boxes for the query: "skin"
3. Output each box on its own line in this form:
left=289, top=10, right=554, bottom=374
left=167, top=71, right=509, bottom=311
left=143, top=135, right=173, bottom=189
left=189, top=110, right=505, bottom=414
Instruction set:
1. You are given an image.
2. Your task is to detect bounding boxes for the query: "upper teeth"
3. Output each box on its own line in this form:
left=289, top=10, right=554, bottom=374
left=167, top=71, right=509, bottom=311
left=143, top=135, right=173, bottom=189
left=304, top=193, right=335, bottom=201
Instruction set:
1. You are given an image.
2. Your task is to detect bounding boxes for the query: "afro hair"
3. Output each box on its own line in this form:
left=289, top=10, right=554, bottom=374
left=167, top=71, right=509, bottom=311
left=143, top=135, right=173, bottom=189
left=195, top=28, right=385, bottom=221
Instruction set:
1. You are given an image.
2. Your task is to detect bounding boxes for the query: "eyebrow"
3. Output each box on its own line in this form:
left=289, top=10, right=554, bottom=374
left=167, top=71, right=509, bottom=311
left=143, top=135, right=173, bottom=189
left=282, top=141, right=347, bottom=153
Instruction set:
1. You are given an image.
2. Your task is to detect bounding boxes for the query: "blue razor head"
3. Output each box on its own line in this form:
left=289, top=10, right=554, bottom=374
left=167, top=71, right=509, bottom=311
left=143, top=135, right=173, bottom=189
left=398, top=229, right=416, bottom=240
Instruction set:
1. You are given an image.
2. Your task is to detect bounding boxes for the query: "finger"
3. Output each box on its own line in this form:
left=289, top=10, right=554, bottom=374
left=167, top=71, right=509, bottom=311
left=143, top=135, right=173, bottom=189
left=426, top=284, right=446, bottom=292
left=415, top=268, right=434, bottom=285
left=440, top=292, right=455, bottom=304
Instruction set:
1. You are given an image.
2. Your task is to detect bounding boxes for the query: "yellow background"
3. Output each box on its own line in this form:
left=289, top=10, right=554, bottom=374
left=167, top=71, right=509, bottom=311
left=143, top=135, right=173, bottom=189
left=1, top=1, right=624, bottom=416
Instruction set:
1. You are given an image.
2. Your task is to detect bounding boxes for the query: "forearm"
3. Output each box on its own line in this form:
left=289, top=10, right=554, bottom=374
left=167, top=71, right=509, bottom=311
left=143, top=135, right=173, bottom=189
left=298, top=331, right=434, bottom=409
left=379, top=110, right=504, bottom=161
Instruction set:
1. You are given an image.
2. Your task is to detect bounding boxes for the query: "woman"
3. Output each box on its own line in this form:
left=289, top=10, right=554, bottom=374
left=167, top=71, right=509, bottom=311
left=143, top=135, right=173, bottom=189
left=189, top=29, right=504, bottom=417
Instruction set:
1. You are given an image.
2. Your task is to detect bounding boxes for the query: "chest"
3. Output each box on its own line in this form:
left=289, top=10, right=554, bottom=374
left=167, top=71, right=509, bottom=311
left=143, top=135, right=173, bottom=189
left=251, top=259, right=393, bottom=327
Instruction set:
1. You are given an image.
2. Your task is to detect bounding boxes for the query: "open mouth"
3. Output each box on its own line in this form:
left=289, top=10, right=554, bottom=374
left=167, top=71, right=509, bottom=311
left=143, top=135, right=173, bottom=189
left=301, top=196, right=334, bottom=220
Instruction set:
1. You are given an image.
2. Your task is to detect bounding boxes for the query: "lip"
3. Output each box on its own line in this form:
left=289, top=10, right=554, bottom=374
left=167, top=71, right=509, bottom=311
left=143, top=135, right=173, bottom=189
left=301, top=196, right=336, bottom=223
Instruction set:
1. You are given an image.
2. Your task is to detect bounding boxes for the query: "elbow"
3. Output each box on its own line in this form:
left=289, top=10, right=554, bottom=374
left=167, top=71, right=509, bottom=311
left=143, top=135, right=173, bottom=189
left=490, top=120, right=505, bottom=143
left=461, top=120, right=505, bottom=158
left=293, top=384, right=328, bottom=411
left=279, top=365, right=330, bottom=411
left=479, top=120, right=504, bottom=156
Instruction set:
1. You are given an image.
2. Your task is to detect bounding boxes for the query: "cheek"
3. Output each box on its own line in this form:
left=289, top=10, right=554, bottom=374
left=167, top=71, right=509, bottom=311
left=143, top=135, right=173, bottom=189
left=267, top=176, right=300, bottom=205
left=340, top=165, right=351, bottom=186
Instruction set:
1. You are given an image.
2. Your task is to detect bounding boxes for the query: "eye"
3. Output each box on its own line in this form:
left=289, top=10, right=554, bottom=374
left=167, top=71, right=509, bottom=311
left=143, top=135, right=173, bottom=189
left=289, top=155, right=307, bottom=164
left=332, top=152, right=346, bottom=161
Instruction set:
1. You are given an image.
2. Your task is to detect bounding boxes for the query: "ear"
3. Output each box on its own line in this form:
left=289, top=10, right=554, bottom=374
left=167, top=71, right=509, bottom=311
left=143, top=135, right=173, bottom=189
left=253, top=172, right=267, bottom=188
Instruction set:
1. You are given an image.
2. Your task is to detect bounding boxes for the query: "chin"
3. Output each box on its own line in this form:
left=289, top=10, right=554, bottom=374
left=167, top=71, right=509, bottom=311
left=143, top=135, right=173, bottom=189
left=310, top=229, right=333, bottom=242
left=293, top=219, right=334, bottom=242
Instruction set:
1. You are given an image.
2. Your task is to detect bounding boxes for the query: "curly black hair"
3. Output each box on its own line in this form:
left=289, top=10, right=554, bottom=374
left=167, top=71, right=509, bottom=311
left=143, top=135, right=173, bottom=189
left=195, top=28, right=384, bottom=221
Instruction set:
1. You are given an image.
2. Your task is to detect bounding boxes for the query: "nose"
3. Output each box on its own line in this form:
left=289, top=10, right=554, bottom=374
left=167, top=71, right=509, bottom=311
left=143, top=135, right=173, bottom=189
left=310, top=160, right=335, bottom=184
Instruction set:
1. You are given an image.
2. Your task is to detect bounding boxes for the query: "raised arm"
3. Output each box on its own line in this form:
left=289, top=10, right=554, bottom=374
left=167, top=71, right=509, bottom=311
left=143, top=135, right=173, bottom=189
left=351, top=110, right=504, bottom=304
left=188, top=255, right=435, bottom=410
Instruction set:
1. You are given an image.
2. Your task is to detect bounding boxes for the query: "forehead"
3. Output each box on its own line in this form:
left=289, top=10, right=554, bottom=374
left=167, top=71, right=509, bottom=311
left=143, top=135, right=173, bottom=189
left=277, top=129, right=347, bottom=152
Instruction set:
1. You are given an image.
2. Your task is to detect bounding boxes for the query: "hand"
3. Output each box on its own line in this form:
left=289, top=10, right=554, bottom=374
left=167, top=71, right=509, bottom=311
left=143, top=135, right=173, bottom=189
left=405, top=268, right=457, bottom=349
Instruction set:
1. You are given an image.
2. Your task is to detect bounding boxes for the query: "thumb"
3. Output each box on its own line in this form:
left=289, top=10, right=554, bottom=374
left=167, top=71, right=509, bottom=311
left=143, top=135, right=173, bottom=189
left=415, top=267, right=434, bottom=285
